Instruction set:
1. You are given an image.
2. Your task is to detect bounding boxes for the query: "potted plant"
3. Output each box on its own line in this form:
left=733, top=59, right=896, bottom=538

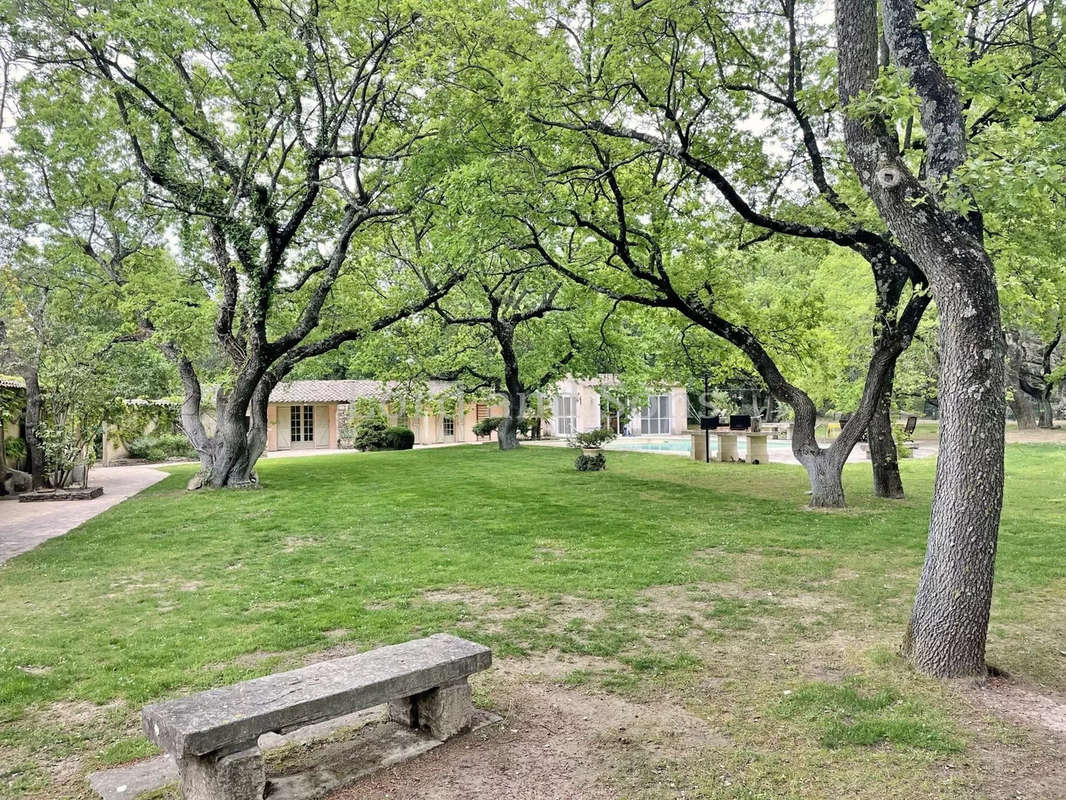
left=568, top=427, right=617, bottom=471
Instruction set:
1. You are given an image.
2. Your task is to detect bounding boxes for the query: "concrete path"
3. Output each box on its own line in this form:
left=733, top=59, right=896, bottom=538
left=0, top=465, right=168, bottom=566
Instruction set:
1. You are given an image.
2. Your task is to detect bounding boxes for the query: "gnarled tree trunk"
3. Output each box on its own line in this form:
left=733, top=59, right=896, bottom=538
left=868, top=370, right=905, bottom=499
left=1006, top=331, right=1037, bottom=429
left=496, top=323, right=523, bottom=451
left=21, top=367, right=47, bottom=490
left=1010, top=390, right=1038, bottom=430
left=839, top=0, right=1006, bottom=677
left=900, top=255, right=1004, bottom=675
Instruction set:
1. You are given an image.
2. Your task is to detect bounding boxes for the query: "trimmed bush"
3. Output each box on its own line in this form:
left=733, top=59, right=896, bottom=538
left=473, top=416, right=532, bottom=438
left=384, top=426, right=415, bottom=450
left=569, top=427, right=618, bottom=449
left=575, top=452, right=607, bottom=471
left=473, top=417, right=503, bottom=437
left=356, top=420, right=414, bottom=451
left=354, top=419, right=390, bottom=451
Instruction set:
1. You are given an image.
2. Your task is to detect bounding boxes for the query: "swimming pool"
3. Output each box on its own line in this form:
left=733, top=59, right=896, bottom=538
left=608, top=437, right=793, bottom=456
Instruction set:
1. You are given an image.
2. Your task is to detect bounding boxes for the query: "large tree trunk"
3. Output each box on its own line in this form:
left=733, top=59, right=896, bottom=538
left=496, top=399, right=522, bottom=450
left=170, top=350, right=263, bottom=488
left=1010, top=390, right=1038, bottom=429
left=1037, top=395, right=1055, bottom=429
left=800, top=450, right=847, bottom=508
left=901, top=265, right=1004, bottom=675
left=838, top=0, right=1006, bottom=677
left=868, top=370, right=905, bottom=499
left=21, top=367, right=47, bottom=490
left=1006, top=331, right=1038, bottom=429
left=495, top=324, right=523, bottom=451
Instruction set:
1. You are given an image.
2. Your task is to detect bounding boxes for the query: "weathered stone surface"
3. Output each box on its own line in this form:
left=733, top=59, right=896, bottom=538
left=18, top=486, right=103, bottom=502
left=387, top=697, right=418, bottom=727
left=416, top=678, right=474, bottom=740
left=178, top=746, right=264, bottom=800
left=143, top=634, right=491, bottom=757
left=6, top=469, right=32, bottom=493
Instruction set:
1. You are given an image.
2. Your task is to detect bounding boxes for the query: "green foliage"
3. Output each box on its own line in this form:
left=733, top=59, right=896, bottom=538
left=570, top=428, right=618, bottom=449
left=383, top=426, right=415, bottom=451
left=125, top=434, right=196, bottom=462
left=36, top=422, right=92, bottom=488
left=893, top=424, right=915, bottom=460
left=354, top=419, right=390, bottom=452
left=574, top=452, right=607, bottom=471
left=5, top=436, right=27, bottom=466
left=473, top=417, right=503, bottom=437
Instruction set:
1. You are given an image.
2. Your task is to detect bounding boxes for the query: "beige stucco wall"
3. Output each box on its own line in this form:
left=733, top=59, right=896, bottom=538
left=542, top=376, right=689, bottom=437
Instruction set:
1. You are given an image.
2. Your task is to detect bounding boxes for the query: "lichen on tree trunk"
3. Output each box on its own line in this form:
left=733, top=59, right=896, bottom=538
left=837, top=0, right=1006, bottom=677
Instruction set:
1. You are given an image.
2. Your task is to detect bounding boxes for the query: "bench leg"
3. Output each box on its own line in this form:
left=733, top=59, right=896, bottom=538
left=388, top=678, right=474, bottom=740
left=178, top=744, right=264, bottom=800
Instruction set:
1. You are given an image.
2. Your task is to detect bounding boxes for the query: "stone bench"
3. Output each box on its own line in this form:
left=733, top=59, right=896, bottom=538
left=142, top=634, right=491, bottom=800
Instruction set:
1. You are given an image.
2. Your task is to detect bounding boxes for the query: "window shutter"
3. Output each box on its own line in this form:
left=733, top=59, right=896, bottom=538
left=277, top=406, right=291, bottom=449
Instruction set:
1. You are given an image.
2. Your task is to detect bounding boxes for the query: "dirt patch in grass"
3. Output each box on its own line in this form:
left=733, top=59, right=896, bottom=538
left=302, top=642, right=365, bottom=665
left=638, top=582, right=843, bottom=617
left=36, top=699, right=125, bottom=728
left=966, top=678, right=1066, bottom=736
left=492, top=652, right=621, bottom=682
left=423, top=588, right=610, bottom=634
left=329, top=681, right=725, bottom=800
left=15, top=665, right=52, bottom=677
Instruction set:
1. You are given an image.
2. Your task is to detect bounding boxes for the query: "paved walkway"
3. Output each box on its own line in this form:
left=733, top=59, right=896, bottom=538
left=0, top=465, right=168, bottom=566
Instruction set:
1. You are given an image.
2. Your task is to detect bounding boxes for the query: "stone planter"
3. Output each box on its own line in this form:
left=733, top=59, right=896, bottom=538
left=581, top=447, right=602, bottom=456
left=19, top=486, right=103, bottom=502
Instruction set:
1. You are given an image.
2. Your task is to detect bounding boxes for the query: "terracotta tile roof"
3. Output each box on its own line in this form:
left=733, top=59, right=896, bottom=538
left=267, top=379, right=461, bottom=404
left=0, top=375, right=25, bottom=390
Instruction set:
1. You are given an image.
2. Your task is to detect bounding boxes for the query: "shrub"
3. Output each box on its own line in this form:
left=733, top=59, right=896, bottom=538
left=892, top=423, right=914, bottom=459
left=126, top=434, right=195, bottom=461
left=354, top=419, right=390, bottom=451
left=575, top=452, right=607, bottom=471
left=569, top=427, right=618, bottom=449
left=384, top=426, right=415, bottom=450
left=473, top=417, right=503, bottom=437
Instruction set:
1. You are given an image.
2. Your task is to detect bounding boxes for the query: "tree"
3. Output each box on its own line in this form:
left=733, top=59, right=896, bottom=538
left=486, top=0, right=933, bottom=506
left=433, top=269, right=578, bottom=449
left=836, top=0, right=1010, bottom=676
left=8, top=0, right=462, bottom=487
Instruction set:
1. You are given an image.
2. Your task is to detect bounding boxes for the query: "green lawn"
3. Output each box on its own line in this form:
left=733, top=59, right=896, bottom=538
left=1, top=444, right=1064, bottom=799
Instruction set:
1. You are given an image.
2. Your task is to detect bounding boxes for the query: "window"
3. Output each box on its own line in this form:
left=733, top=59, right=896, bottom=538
left=554, top=394, right=577, bottom=435
left=290, top=405, right=315, bottom=442
left=640, top=395, right=671, bottom=435
left=443, top=416, right=455, bottom=436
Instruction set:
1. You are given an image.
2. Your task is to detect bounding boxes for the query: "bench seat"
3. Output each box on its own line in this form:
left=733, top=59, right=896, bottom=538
left=142, top=634, right=491, bottom=800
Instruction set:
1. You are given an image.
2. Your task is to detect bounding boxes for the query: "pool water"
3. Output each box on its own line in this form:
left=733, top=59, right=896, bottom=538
left=608, top=437, right=792, bottom=456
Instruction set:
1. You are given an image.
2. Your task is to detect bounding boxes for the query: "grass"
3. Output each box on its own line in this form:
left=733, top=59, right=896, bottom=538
left=1, top=443, right=1064, bottom=798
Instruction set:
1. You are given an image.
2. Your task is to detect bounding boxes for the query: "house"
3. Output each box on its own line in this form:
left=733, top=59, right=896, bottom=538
left=110, top=375, right=691, bottom=458
left=263, top=376, right=689, bottom=451
left=542, top=375, right=689, bottom=438
left=264, top=379, right=506, bottom=451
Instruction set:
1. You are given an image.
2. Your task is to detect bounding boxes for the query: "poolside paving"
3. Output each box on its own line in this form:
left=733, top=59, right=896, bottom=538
left=0, top=465, right=167, bottom=566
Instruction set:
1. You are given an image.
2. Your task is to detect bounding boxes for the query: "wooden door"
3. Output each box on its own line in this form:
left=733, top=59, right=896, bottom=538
left=314, top=405, right=330, bottom=448
left=277, top=405, right=292, bottom=450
